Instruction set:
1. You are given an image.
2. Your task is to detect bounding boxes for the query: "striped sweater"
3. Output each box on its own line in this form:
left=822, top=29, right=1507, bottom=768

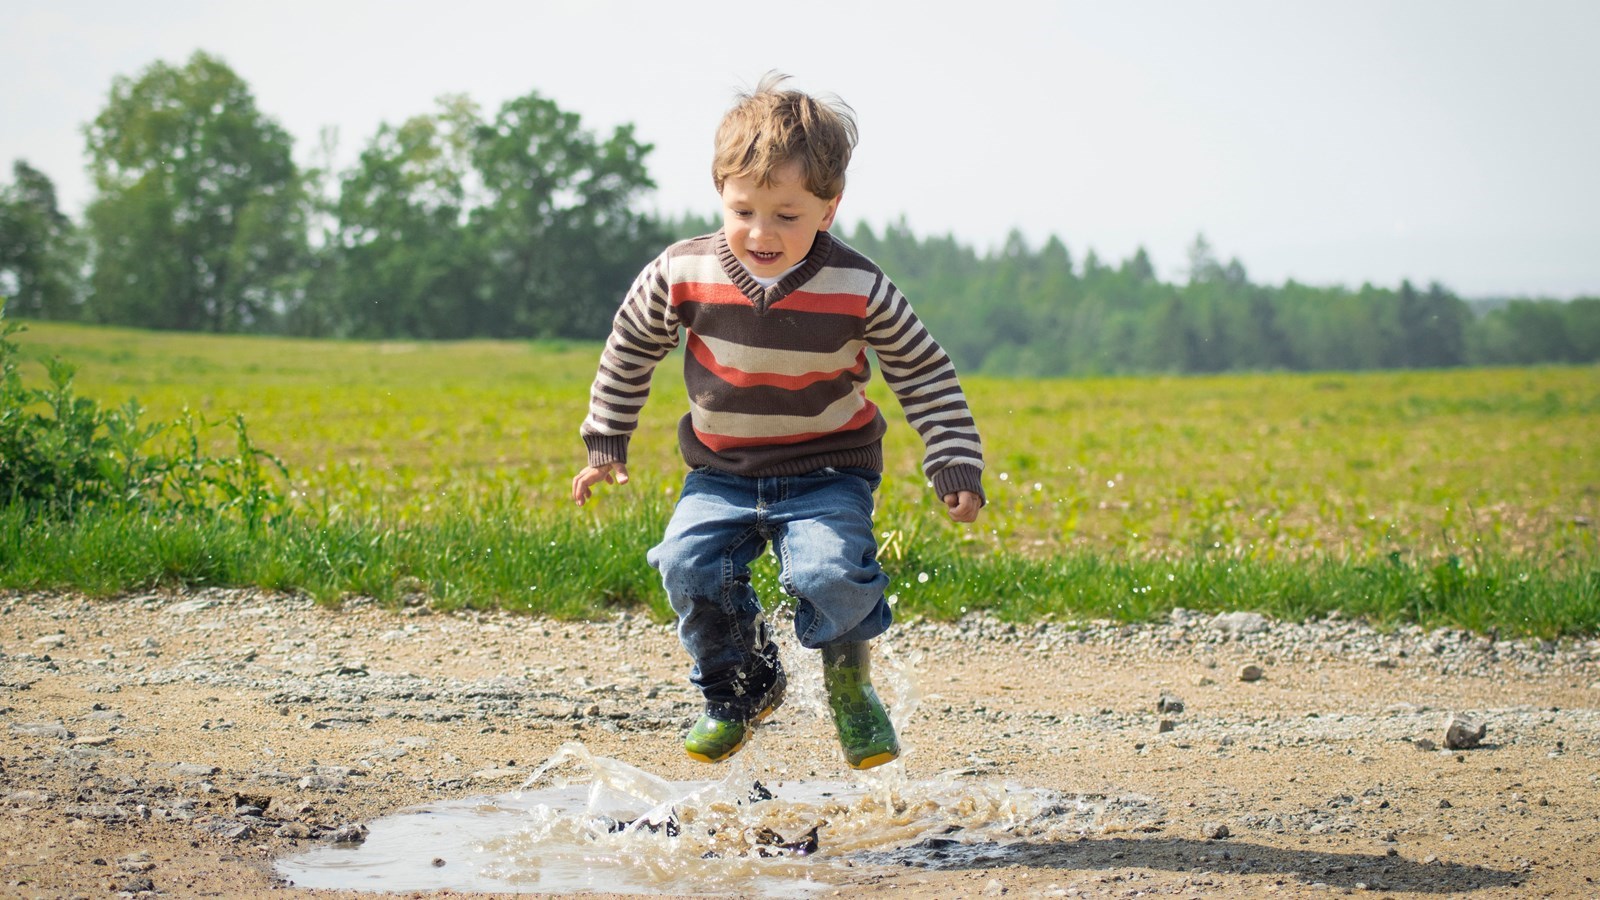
left=581, top=230, right=985, bottom=501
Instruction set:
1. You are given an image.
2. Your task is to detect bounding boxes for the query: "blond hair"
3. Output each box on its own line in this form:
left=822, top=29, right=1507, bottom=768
left=712, top=72, right=858, bottom=200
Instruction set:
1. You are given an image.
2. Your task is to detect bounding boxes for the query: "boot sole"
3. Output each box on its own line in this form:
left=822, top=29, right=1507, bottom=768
left=683, top=699, right=781, bottom=764
left=847, top=748, right=899, bottom=770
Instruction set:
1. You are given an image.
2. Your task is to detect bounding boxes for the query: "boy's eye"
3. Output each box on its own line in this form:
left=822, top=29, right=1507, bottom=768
left=732, top=209, right=753, bottom=218
left=778, top=214, right=800, bottom=223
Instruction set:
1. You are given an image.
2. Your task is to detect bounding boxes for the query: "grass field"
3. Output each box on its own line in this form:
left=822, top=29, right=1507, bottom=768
left=8, top=320, right=1599, bottom=634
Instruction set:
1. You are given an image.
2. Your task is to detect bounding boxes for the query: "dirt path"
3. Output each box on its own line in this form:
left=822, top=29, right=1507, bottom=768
left=3, top=588, right=1597, bottom=898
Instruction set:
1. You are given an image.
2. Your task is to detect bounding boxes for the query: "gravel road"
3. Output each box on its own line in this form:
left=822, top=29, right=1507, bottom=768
left=3, top=588, right=1598, bottom=898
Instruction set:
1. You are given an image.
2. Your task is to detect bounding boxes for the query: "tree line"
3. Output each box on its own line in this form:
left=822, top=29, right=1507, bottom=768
left=2, top=50, right=1596, bottom=375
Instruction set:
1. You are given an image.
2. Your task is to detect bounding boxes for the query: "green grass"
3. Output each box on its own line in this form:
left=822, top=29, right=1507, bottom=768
left=8, top=320, right=1599, bottom=636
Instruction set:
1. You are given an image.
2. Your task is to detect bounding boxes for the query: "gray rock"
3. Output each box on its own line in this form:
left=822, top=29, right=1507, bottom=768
left=9, top=721, right=70, bottom=739
left=313, top=765, right=367, bottom=777
left=330, top=823, right=369, bottom=844
left=1238, top=664, right=1266, bottom=682
left=172, top=762, right=219, bottom=777
left=1156, top=692, right=1185, bottom=714
left=68, top=803, right=127, bottom=820
left=1202, top=821, right=1230, bottom=839
left=116, top=852, right=155, bottom=873
left=1444, top=715, right=1487, bottom=750
left=1215, top=612, right=1270, bottom=635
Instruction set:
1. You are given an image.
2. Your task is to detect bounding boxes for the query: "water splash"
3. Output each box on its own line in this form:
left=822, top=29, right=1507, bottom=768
left=276, top=742, right=1164, bottom=895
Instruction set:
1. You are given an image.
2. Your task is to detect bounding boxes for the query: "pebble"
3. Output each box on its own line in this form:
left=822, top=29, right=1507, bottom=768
left=116, top=875, right=156, bottom=893
left=1215, top=611, right=1270, bottom=636
left=172, top=763, right=220, bottom=777
left=1444, top=714, right=1487, bottom=750
left=1238, top=664, right=1265, bottom=682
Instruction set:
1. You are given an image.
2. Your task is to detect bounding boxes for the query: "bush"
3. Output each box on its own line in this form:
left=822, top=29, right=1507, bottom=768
left=0, top=304, right=289, bottom=526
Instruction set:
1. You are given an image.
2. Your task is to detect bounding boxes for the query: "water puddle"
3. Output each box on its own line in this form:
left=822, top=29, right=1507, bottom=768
left=276, top=742, right=1165, bottom=895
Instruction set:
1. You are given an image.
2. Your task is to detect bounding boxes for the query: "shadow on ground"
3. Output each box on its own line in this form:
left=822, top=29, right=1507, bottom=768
left=859, top=835, right=1521, bottom=893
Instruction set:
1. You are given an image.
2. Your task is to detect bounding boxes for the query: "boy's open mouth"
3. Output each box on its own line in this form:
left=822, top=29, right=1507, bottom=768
left=750, top=251, right=781, bottom=265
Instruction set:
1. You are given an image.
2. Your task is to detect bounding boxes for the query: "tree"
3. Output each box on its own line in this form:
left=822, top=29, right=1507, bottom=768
left=84, top=51, right=308, bottom=331
left=0, top=161, right=84, bottom=319
left=324, top=96, right=485, bottom=338
left=471, top=90, right=662, bottom=338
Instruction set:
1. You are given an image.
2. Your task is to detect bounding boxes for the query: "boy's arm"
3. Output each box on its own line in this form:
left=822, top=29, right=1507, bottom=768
left=574, top=251, right=679, bottom=503
left=863, top=279, right=986, bottom=514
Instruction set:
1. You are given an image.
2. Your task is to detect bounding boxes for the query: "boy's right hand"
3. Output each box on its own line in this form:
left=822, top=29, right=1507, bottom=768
left=571, top=463, right=629, bottom=506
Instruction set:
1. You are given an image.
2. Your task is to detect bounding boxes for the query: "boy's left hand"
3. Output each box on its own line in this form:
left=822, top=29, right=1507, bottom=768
left=943, top=490, right=982, bottom=524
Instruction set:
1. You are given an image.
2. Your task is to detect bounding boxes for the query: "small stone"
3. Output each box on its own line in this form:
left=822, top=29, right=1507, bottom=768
left=1201, top=821, right=1230, bottom=839
left=116, top=853, right=155, bottom=873
left=1156, top=693, right=1185, bottom=714
left=432, top=857, right=447, bottom=867
left=117, top=875, right=155, bottom=893
left=274, top=822, right=311, bottom=839
left=9, top=721, right=71, bottom=739
left=1157, top=719, right=1177, bottom=734
left=330, top=823, right=369, bottom=844
left=1438, top=798, right=1452, bottom=809
left=1238, top=664, right=1265, bottom=682
left=1215, top=611, right=1270, bottom=635
left=172, top=762, right=219, bottom=777
left=1444, top=715, right=1486, bottom=750
left=1414, top=738, right=1438, bottom=752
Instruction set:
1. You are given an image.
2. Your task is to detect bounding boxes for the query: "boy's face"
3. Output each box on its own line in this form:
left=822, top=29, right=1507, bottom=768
left=719, top=161, right=840, bottom=278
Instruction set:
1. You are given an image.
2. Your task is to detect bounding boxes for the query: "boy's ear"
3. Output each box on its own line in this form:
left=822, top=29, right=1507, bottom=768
left=818, top=194, right=842, bottom=232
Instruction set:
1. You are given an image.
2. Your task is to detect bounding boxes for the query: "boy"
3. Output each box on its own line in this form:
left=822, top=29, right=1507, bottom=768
left=571, top=73, right=984, bottom=770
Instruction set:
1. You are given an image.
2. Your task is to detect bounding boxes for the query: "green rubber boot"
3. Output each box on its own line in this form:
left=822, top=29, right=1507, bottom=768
left=683, top=664, right=786, bottom=764
left=822, top=641, right=900, bottom=769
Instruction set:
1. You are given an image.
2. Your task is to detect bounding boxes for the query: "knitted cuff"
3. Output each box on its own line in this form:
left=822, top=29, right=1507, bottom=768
left=583, top=433, right=630, bottom=469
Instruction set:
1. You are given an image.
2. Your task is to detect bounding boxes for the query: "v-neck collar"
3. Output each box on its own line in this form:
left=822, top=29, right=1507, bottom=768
left=714, top=230, right=835, bottom=313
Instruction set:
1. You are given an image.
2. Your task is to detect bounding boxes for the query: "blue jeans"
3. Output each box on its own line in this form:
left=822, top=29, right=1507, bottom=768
left=647, top=466, right=892, bottom=708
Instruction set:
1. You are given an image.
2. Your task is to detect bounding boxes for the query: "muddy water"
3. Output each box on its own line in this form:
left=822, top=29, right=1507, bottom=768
left=276, top=741, right=1165, bottom=895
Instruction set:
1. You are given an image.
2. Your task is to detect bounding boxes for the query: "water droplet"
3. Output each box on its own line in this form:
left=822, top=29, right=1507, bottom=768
left=917, top=572, right=930, bottom=584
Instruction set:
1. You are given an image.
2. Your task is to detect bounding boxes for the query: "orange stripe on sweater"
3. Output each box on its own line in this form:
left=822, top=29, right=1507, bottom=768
left=669, top=282, right=750, bottom=308
left=770, top=290, right=868, bottom=316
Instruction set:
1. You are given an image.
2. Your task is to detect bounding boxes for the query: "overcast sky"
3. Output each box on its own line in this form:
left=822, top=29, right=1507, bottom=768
left=5, top=0, right=1598, bottom=297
